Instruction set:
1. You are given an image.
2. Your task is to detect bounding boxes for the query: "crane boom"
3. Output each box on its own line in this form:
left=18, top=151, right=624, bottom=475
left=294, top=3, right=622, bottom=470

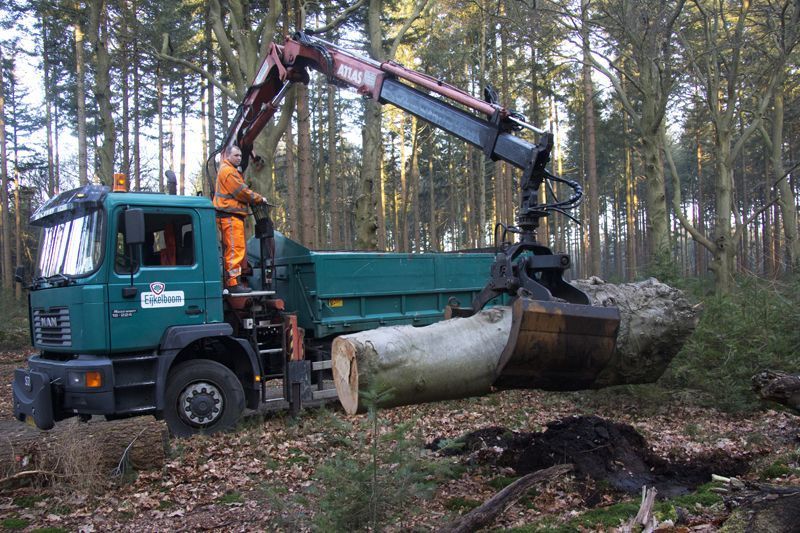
left=224, top=33, right=550, bottom=181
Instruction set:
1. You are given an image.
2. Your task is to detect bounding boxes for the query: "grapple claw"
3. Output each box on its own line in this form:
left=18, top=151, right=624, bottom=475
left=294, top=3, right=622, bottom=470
left=494, top=298, right=620, bottom=390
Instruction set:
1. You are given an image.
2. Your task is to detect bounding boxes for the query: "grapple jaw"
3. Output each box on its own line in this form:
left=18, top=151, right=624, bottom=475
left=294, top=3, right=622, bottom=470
left=446, top=238, right=621, bottom=391
left=493, top=298, right=620, bottom=390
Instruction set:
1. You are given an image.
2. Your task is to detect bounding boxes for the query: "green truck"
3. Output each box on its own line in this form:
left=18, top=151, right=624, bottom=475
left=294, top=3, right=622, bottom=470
left=12, top=184, right=501, bottom=436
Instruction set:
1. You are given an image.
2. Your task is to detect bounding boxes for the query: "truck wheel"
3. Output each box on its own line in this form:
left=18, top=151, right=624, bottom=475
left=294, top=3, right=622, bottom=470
left=164, top=360, right=245, bottom=437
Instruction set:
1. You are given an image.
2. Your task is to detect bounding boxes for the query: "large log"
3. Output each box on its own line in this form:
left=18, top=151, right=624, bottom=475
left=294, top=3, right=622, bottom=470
left=575, top=277, right=698, bottom=388
left=332, top=278, right=696, bottom=414
left=0, top=417, right=168, bottom=489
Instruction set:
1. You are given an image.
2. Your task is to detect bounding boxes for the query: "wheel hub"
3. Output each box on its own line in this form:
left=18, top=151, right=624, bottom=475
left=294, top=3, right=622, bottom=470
left=179, top=382, right=224, bottom=425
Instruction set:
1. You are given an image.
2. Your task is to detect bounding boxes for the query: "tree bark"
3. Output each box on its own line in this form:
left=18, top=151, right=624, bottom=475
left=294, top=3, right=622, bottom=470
left=0, top=418, right=168, bottom=487
left=332, top=279, right=697, bottom=414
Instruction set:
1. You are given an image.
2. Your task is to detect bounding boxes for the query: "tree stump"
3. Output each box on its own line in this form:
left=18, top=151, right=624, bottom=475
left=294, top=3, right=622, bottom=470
left=752, top=370, right=800, bottom=412
left=332, top=278, right=697, bottom=414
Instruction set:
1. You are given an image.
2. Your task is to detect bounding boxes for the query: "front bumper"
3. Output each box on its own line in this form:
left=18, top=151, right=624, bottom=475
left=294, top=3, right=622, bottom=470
left=12, top=355, right=115, bottom=430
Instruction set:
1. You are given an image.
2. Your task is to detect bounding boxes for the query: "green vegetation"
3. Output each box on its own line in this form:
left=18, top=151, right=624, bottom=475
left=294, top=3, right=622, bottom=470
left=12, top=495, right=46, bottom=509
left=501, top=483, right=724, bottom=532
left=759, top=457, right=800, bottom=480
left=216, top=491, right=243, bottom=504
left=1, top=518, right=30, bottom=530
left=312, top=386, right=455, bottom=531
left=0, top=289, right=30, bottom=349
left=488, top=475, right=519, bottom=490
left=31, top=528, right=69, bottom=533
left=444, top=497, right=481, bottom=511
left=661, top=275, right=800, bottom=411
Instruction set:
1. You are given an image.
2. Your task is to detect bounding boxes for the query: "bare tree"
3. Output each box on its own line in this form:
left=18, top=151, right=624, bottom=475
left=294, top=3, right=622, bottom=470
left=666, top=0, right=799, bottom=293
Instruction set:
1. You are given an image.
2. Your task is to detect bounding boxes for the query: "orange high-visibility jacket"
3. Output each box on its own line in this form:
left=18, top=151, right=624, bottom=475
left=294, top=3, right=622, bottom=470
left=213, top=159, right=264, bottom=216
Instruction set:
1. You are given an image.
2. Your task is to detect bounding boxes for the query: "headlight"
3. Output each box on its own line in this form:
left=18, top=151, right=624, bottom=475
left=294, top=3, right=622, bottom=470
left=67, top=371, right=103, bottom=388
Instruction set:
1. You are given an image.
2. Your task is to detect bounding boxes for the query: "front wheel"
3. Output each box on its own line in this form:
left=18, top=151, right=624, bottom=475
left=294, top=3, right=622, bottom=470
left=164, top=360, right=245, bottom=437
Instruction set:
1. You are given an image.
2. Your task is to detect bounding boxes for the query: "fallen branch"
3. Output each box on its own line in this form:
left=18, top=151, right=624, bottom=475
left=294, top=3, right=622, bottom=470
left=0, top=469, right=61, bottom=491
left=440, top=464, right=573, bottom=533
left=622, top=486, right=658, bottom=533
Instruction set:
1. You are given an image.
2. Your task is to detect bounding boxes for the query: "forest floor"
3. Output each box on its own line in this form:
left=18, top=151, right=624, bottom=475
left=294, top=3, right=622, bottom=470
left=0, top=348, right=799, bottom=532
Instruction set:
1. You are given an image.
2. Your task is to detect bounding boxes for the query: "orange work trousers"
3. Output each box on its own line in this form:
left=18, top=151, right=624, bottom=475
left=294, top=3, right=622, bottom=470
left=217, top=215, right=246, bottom=287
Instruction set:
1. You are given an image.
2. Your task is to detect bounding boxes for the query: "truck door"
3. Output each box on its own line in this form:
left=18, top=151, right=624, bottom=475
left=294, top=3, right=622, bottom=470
left=108, top=208, right=206, bottom=352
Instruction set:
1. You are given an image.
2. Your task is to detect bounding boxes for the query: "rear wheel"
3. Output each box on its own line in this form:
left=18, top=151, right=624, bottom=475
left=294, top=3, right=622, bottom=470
left=164, top=360, right=245, bottom=437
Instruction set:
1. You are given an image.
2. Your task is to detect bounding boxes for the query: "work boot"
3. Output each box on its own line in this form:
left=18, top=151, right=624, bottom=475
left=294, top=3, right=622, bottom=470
left=227, top=283, right=252, bottom=294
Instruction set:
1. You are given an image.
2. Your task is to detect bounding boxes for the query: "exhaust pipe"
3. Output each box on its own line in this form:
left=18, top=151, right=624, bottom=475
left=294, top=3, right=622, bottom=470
left=165, top=170, right=177, bottom=195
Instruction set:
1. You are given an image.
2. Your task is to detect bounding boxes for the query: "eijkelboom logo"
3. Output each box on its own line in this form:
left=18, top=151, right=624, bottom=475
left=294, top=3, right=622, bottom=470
left=150, top=282, right=165, bottom=295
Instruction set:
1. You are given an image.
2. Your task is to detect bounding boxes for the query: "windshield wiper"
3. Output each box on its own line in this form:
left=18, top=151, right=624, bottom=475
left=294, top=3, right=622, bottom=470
left=46, top=273, right=74, bottom=286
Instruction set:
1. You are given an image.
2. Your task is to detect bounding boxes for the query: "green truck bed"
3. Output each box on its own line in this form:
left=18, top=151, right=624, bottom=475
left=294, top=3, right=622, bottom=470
left=247, top=233, right=500, bottom=339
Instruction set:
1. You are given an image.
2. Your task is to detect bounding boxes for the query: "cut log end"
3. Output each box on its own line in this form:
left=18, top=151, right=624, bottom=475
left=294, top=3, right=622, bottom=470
left=332, top=336, right=359, bottom=415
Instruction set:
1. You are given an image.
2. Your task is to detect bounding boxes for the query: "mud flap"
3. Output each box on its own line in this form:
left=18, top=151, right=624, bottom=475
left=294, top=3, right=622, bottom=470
left=493, top=298, right=620, bottom=391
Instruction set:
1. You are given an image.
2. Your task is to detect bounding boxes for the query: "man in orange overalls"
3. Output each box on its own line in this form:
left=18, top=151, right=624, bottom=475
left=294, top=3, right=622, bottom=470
left=213, top=145, right=266, bottom=294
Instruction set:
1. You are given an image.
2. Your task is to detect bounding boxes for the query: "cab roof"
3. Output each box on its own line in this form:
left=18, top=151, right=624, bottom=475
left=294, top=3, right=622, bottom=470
left=32, top=184, right=214, bottom=224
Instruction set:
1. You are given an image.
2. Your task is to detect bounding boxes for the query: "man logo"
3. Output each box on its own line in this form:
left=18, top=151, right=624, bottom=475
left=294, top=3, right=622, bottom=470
left=42, top=317, right=58, bottom=328
left=150, top=282, right=165, bottom=295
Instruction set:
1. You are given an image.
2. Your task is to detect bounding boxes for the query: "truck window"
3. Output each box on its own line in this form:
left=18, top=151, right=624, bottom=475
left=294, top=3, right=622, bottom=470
left=115, top=212, right=195, bottom=274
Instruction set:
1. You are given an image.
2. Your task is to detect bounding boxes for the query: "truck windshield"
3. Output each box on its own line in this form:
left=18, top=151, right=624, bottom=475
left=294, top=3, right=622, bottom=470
left=35, top=209, right=105, bottom=278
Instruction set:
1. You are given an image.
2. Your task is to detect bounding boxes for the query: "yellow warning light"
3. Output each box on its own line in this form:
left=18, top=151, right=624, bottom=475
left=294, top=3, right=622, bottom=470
left=112, top=173, right=129, bottom=192
left=255, top=375, right=262, bottom=383
left=85, top=371, right=103, bottom=388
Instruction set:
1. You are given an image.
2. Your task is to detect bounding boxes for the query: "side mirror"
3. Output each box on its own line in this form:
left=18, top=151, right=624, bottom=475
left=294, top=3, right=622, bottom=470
left=124, top=208, right=145, bottom=245
left=14, top=265, right=24, bottom=284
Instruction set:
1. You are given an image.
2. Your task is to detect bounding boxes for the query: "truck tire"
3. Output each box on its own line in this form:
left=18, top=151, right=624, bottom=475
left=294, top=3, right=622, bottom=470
left=164, top=360, right=245, bottom=437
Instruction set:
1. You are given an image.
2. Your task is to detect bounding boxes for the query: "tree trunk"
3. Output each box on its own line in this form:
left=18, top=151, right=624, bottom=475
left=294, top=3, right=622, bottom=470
left=14, top=176, right=20, bottom=300
left=332, top=279, right=697, bottom=414
left=410, top=119, right=421, bottom=252
left=179, top=79, right=187, bottom=194
left=285, top=120, right=297, bottom=237
left=157, top=34, right=167, bottom=193
left=772, top=86, right=799, bottom=273
left=297, top=83, right=315, bottom=248
left=428, top=148, right=437, bottom=251
left=88, top=0, right=116, bottom=182
left=75, top=11, right=88, bottom=186
left=132, top=28, right=141, bottom=191
left=120, top=1, right=130, bottom=176
left=204, top=2, right=216, bottom=196
left=0, top=45, right=10, bottom=290
left=41, top=18, right=56, bottom=196
left=0, top=418, right=168, bottom=487
left=582, top=0, right=601, bottom=276
left=327, top=84, right=341, bottom=248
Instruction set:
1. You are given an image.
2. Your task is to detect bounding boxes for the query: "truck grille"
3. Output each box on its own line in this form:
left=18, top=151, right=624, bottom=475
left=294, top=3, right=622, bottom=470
left=33, top=307, right=72, bottom=347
